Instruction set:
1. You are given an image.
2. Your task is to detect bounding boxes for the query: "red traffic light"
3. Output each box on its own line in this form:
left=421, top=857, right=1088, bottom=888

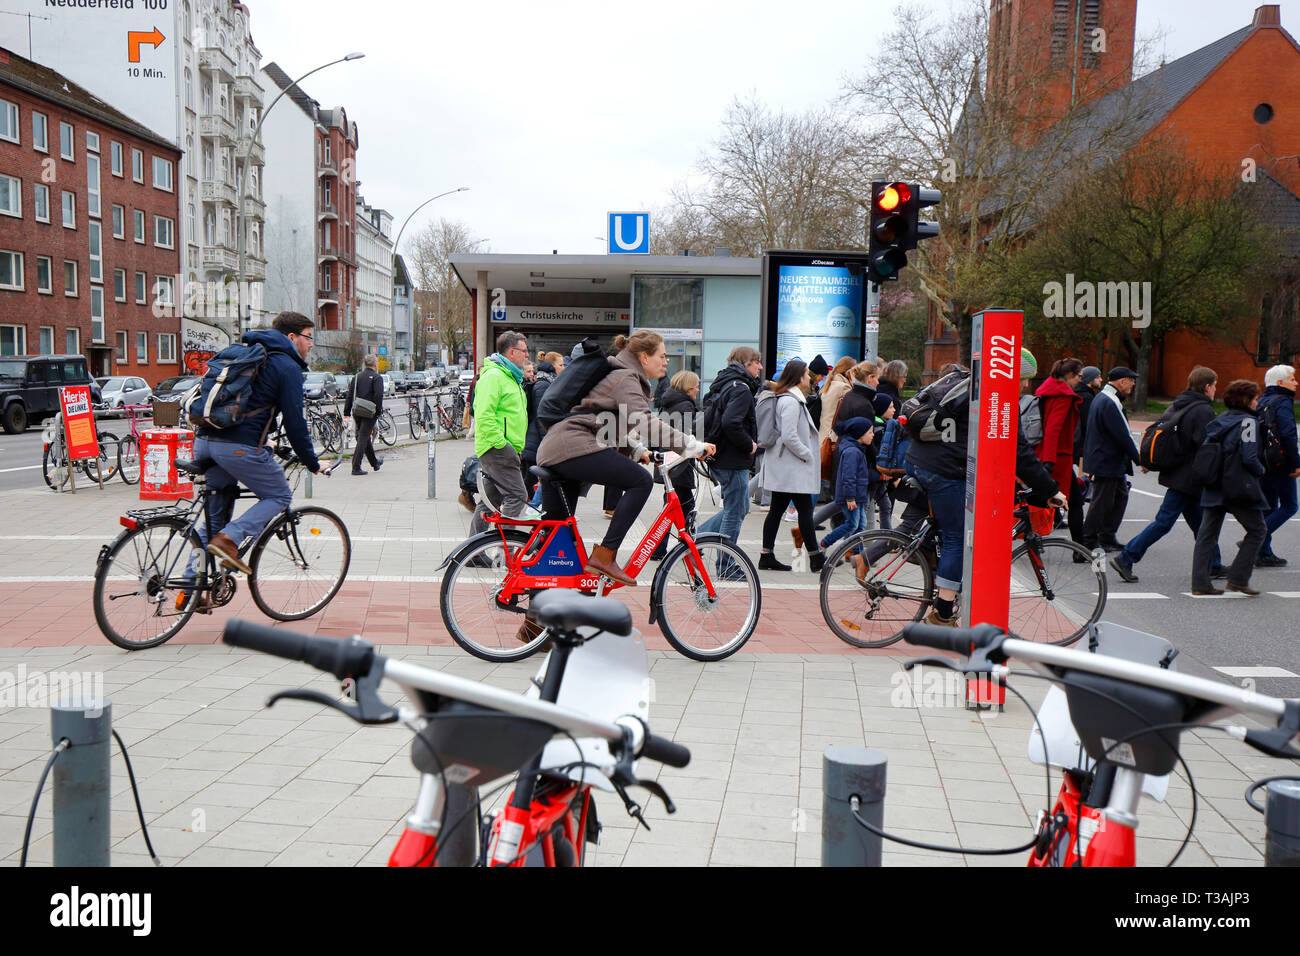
left=876, top=182, right=912, bottom=212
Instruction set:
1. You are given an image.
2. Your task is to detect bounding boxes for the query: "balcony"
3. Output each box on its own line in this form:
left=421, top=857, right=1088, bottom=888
left=317, top=156, right=338, bottom=177
left=245, top=257, right=266, bottom=281
left=317, top=288, right=338, bottom=304
left=236, top=135, right=264, bottom=165
left=200, top=114, right=236, bottom=142
left=201, top=180, right=236, bottom=205
left=234, top=74, right=263, bottom=103
left=319, top=245, right=357, bottom=267
left=317, top=200, right=338, bottom=220
left=202, top=247, right=238, bottom=272
left=242, top=195, right=265, bottom=220
left=199, top=47, right=236, bottom=78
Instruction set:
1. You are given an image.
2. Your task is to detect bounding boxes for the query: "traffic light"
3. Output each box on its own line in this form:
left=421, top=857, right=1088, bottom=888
left=867, top=181, right=941, bottom=285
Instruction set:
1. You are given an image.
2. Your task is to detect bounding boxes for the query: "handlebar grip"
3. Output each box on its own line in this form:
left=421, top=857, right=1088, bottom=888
left=640, top=733, right=691, bottom=769
left=222, top=618, right=375, bottom=680
left=900, top=622, right=1005, bottom=655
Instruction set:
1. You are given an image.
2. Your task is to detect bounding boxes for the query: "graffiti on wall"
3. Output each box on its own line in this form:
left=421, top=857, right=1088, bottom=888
left=181, top=318, right=231, bottom=376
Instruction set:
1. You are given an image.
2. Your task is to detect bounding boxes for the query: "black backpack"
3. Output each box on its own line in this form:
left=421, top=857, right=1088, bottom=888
left=702, top=378, right=746, bottom=444
left=1139, top=403, right=1196, bottom=472
left=536, top=339, right=613, bottom=429
left=1259, top=401, right=1288, bottom=472
left=183, top=342, right=271, bottom=430
left=899, top=371, right=970, bottom=442
left=459, top=456, right=480, bottom=495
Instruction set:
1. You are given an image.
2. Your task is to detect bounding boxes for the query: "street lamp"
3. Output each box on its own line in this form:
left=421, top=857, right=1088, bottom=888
left=236, top=52, right=365, bottom=338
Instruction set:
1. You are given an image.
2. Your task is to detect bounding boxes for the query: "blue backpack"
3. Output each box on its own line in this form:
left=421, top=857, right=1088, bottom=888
left=877, top=418, right=910, bottom=475
left=183, top=342, right=272, bottom=430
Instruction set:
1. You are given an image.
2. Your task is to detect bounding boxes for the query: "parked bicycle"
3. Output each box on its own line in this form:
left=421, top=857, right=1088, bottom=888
left=434, top=390, right=466, bottom=438
left=221, top=588, right=691, bottom=866
left=439, top=451, right=760, bottom=663
left=374, top=406, right=397, bottom=447
left=111, top=402, right=154, bottom=485
left=892, top=620, right=1300, bottom=866
left=407, top=390, right=435, bottom=440
left=42, top=413, right=120, bottom=490
left=307, top=399, right=345, bottom=454
left=820, top=489, right=1106, bottom=649
left=93, top=440, right=350, bottom=650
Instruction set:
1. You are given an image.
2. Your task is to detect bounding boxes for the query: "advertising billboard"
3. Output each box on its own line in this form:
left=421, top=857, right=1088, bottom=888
left=760, top=250, right=870, bottom=380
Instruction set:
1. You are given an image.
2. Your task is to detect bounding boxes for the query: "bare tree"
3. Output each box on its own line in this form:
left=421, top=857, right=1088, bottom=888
left=405, top=219, right=483, bottom=366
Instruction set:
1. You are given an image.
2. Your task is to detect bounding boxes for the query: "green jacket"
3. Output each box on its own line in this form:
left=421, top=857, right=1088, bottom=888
left=473, top=355, right=527, bottom=456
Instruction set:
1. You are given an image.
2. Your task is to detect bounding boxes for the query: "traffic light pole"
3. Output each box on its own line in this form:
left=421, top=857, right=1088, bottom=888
left=865, top=282, right=880, bottom=362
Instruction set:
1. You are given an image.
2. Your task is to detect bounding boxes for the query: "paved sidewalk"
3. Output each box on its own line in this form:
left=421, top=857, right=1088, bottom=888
left=0, top=436, right=1277, bottom=865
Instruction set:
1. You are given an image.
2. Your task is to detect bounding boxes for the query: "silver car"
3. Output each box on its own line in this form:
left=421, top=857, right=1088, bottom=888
left=96, top=375, right=153, bottom=409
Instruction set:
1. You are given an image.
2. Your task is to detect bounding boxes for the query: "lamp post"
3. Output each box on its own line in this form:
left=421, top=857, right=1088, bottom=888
left=391, top=190, right=470, bottom=367
left=236, top=51, right=364, bottom=339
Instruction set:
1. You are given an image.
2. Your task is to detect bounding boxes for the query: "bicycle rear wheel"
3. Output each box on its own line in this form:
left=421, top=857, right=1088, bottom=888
left=1009, top=538, right=1105, bottom=646
left=820, top=530, right=933, bottom=649
left=118, top=434, right=140, bottom=484
left=376, top=411, right=397, bottom=446
left=93, top=517, right=208, bottom=650
left=82, top=430, right=119, bottom=483
left=440, top=529, right=549, bottom=662
left=651, top=538, right=760, bottom=661
left=248, top=506, right=351, bottom=621
left=43, top=442, right=70, bottom=491
left=409, top=405, right=425, bottom=440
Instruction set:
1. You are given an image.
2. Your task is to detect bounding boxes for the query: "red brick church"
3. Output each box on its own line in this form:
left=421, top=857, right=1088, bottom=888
left=924, top=3, right=1300, bottom=393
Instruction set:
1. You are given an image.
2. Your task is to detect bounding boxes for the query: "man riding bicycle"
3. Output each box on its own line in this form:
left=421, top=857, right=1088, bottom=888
left=193, top=311, right=333, bottom=581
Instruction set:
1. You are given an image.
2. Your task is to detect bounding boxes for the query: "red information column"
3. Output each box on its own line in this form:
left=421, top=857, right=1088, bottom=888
left=960, top=311, right=1024, bottom=707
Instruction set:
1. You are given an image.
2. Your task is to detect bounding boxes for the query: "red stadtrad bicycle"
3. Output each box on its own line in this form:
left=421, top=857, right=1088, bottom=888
left=439, top=452, right=761, bottom=662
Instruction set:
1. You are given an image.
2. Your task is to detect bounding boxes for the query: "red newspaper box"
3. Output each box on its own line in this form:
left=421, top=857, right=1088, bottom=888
left=139, top=428, right=196, bottom=501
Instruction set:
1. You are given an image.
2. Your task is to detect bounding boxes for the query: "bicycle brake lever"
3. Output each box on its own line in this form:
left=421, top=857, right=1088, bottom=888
left=1244, top=699, right=1300, bottom=759
left=266, top=664, right=398, bottom=725
left=903, top=654, right=990, bottom=674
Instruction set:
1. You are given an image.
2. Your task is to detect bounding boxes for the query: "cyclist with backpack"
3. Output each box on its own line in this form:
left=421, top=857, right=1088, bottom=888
left=1110, top=366, right=1223, bottom=583
left=756, top=360, right=825, bottom=573
left=1190, top=379, right=1269, bottom=596
left=1254, top=364, right=1299, bottom=568
left=189, top=311, right=331, bottom=577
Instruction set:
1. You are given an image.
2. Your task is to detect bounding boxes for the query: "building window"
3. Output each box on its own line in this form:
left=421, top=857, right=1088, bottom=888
left=111, top=140, right=123, bottom=176
left=152, top=156, right=174, bottom=192
left=115, top=330, right=128, bottom=364
left=39, top=326, right=55, bottom=355
left=32, top=184, right=49, bottom=222
left=187, top=203, right=195, bottom=241
left=86, top=154, right=101, bottom=218
left=90, top=287, right=104, bottom=343
left=89, top=221, right=102, bottom=282
left=60, top=121, right=74, bottom=160
left=36, top=256, right=52, bottom=294
left=1081, top=0, right=1102, bottom=69
left=0, top=174, right=19, bottom=217
left=157, top=333, right=177, bottom=363
left=86, top=130, right=99, bottom=153
left=154, top=215, right=175, bottom=249
left=66, top=328, right=79, bottom=354
left=32, top=112, right=47, bottom=152
left=114, top=268, right=126, bottom=302
left=134, top=208, right=145, bottom=243
left=64, top=260, right=78, bottom=296
left=131, top=148, right=143, bottom=183
left=155, top=275, right=175, bottom=307
left=136, top=331, right=148, bottom=363
left=62, top=190, right=76, bottom=228
left=111, top=203, right=124, bottom=238
left=0, top=99, right=17, bottom=144
left=0, top=250, right=23, bottom=290
left=135, top=271, right=146, bottom=304
left=1, top=325, right=26, bottom=356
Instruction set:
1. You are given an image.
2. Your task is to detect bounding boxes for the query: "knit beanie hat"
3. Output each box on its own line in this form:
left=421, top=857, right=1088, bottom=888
left=836, top=416, right=874, bottom=441
left=872, top=394, right=897, bottom=418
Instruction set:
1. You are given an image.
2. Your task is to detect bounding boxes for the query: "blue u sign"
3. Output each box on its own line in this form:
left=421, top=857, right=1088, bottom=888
left=608, top=211, right=650, bottom=254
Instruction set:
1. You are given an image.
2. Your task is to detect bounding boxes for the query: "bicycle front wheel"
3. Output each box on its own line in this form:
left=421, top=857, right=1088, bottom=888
left=440, top=530, right=549, bottom=662
left=376, top=411, right=397, bottom=446
left=1009, top=538, right=1105, bottom=646
left=43, top=442, right=70, bottom=491
left=117, top=434, right=140, bottom=484
left=820, top=530, right=933, bottom=649
left=409, top=406, right=425, bottom=440
left=652, top=538, right=760, bottom=661
left=249, top=506, right=351, bottom=621
left=93, top=518, right=208, bottom=650
left=82, top=430, right=119, bottom=483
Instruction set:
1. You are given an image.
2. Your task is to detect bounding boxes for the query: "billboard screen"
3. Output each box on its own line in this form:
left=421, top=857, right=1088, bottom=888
left=760, top=250, right=871, bottom=380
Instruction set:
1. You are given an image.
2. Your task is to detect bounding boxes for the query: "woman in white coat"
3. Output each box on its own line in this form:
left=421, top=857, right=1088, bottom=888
left=758, top=359, right=824, bottom=572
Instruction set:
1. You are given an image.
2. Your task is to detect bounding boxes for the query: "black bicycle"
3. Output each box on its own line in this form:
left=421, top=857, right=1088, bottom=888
left=92, top=442, right=351, bottom=650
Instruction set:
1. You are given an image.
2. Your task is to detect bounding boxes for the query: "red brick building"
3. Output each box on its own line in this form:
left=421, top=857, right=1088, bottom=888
left=314, top=107, right=359, bottom=333
left=926, top=3, right=1300, bottom=393
left=0, top=49, right=182, bottom=382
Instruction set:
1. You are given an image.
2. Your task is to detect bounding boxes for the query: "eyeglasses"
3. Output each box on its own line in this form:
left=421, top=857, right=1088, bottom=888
left=295, top=332, right=314, bottom=342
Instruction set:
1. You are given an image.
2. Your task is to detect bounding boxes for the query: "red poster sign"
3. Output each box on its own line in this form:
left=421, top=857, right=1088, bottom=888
left=60, top=386, right=100, bottom=460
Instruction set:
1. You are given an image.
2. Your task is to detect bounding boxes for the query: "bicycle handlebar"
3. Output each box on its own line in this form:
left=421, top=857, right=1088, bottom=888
left=224, top=618, right=374, bottom=680
left=640, top=733, right=691, bottom=768
left=901, top=622, right=1004, bottom=655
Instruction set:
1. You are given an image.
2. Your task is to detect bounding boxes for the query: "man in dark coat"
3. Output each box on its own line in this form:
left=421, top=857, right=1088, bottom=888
left=1081, top=367, right=1141, bottom=553
left=805, top=354, right=830, bottom=429
left=344, top=353, right=385, bottom=475
left=1073, top=366, right=1103, bottom=464
left=1255, top=364, right=1299, bottom=567
left=521, top=356, right=560, bottom=507
left=1110, top=366, right=1223, bottom=582
left=696, top=347, right=762, bottom=565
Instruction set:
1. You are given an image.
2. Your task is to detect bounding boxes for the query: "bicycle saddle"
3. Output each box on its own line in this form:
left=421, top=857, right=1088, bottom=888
left=529, top=465, right=558, bottom=484
left=529, top=590, right=632, bottom=637
left=174, top=457, right=216, bottom=475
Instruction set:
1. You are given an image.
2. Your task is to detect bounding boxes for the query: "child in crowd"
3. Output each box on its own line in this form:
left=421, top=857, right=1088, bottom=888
left=818, top=417, right=876, bottom=553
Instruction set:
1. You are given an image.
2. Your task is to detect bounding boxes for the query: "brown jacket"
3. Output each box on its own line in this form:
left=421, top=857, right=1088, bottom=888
left=537, top=349, right=698, bottom=466
left=818, top=374, right=852, bottom=446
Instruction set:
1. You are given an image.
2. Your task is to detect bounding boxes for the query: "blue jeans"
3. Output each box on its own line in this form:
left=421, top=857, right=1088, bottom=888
left=909, top=464, right=966, bottom=591
left=186, top=437, right=293, bottom=580
left=1119, top=487, right=1219, bottom=567
left=820, top=502, right=867, bottom=550
left=698, top=467, right=750, bottom=545
left=1261, top=473, right=1298, bottom=557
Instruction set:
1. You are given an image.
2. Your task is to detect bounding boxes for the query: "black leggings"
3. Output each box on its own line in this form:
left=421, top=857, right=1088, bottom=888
left=541, top=449, right=654, bottom=552
left=762, top=490, right=819, bottom=554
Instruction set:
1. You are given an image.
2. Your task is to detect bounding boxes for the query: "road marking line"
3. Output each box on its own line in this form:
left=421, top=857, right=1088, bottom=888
left=0, top=465, right=44, bottom=473
left=1181, top=591, right=1250, bottom=599
left=1213, top=666, right=1298, bottom=678
left=1268, top=592, right=1300, bottom=598
left=1103, top=592, right=1168, bottom=599
left=1130, top=488, right=1163, bottom=499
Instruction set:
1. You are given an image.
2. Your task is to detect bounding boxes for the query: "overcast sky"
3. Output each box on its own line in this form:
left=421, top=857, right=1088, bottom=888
left=242, top=0, right=1296, bottom=259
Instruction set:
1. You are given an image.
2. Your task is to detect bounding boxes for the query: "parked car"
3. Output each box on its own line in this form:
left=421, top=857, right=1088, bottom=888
left=0, top=354, right=95, bottom=433
left=303, top=371, right=340, bottom=401
left=152, top=374, right=202, bottom=403
left=335, top=373, right=354, bottom=399
left=96, top=375, right=153, bottom=410
left=458, top=368, right=475, bottom=392
left=396, top=371, right=428, bottom=393
left=381, top=372, right=397, bottom=397
left=428, top=363, right=450, bottom=386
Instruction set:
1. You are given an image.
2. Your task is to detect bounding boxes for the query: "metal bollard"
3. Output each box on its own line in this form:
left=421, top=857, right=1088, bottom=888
left=52, top=697, right=113, bottom=867
left=427, top=430, right=436, bottom=499
left=1265, top=778, right=1300, bottom=867
left=821, top=746, right=886, bottom=866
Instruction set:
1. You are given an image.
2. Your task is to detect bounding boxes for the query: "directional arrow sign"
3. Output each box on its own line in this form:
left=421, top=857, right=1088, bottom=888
left=127, top=27, right=165, bottom=63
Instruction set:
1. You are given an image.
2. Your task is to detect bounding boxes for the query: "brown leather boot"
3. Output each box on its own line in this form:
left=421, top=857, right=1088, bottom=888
left=584, top=545, right=637, bottom=586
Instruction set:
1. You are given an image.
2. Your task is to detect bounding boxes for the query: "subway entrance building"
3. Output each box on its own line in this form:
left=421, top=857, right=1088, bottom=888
left=449, top=253, right=761, bottom=386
